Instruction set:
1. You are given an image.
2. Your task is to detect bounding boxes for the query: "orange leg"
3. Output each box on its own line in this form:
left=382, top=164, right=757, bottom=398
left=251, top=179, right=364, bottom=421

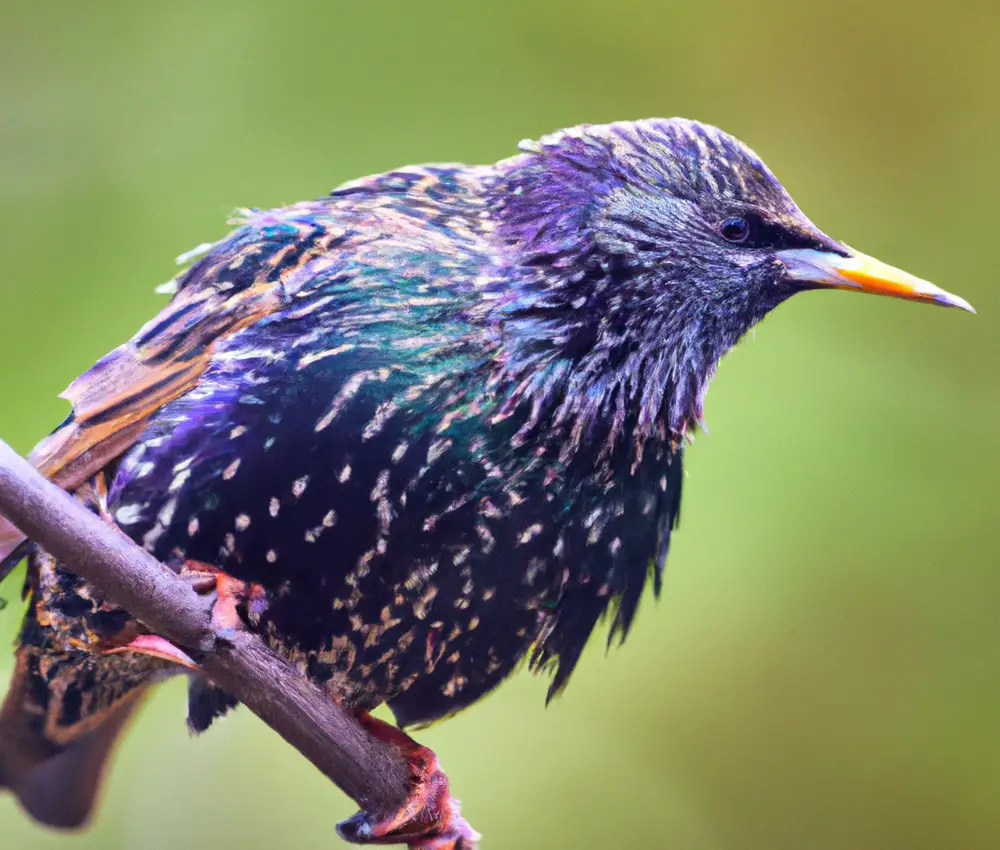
left=176, top=561, right=268, bottom=639
left=336, top=712, right=479, bottom=849
left=84, top=477, right=266, bottom=664
left=97, top=562, right=267, bottom=666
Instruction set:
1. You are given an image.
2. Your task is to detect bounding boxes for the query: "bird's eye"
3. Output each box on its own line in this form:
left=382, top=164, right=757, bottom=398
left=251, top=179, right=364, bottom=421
left=720, top=217, right=750, bottom=243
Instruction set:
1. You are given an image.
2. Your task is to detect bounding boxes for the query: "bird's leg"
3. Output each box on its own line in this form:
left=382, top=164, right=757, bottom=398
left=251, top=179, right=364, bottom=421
left=136, top=565, right=474, bottom=847
left=176, top=560, right=269, bottom=640
left=336, top=712, right=479, bottom=850
left=97, top=562, right=266, bottom=665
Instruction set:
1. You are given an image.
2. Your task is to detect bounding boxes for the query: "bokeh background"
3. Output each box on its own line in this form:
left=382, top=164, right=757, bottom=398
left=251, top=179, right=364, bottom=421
left=1, top=1, right=998, bottom=848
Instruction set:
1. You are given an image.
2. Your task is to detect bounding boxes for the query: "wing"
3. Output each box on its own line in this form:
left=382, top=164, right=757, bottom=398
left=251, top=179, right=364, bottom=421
left=0, top=203, right=357, bottom=569
left=0, top=162, right=495, bottom=575
left=102, top=232, right=486, bottom=580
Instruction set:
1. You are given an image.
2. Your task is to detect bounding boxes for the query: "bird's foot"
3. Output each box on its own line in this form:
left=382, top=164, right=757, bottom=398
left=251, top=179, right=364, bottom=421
left=336, top=712, right=479, bottom=849
left=178, top=561, right=268, bottom=641
left=92, top=556, right=265, bottom=667
left=96, top=564, right=267, bottom=669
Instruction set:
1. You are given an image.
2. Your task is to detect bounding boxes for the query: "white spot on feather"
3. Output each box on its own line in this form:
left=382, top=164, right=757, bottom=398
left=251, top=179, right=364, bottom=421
left=114, top=504, right=143, bottom=526
left=518, top=523, right=544, bottom=545
left=427, top=439, right=452, bottom=465
left=157, top=498, right=177, bottom=528
left=169, top=468, right=191, bottom=492
left=315, top=372, right=370, bottom=432
left=476, top=523, right=495, bottom=554
left=297, top=343, right=356, bottom=370
left=362, top=401, right=399, bottom=441
left=142, top=524, right=166, bottom=551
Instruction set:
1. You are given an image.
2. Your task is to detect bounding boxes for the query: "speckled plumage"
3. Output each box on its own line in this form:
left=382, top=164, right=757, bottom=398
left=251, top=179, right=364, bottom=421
left=97, top=156, right=693, bottom=722
left=0, top=118, right=967, bottom=843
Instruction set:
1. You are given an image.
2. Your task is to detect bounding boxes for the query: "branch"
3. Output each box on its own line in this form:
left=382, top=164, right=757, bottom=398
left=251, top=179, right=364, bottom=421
left=0, top=438, right=410, bottom=816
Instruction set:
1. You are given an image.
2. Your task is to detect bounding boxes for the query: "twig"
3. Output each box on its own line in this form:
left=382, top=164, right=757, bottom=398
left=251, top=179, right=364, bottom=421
left=0, top=438, right=410, bottom=817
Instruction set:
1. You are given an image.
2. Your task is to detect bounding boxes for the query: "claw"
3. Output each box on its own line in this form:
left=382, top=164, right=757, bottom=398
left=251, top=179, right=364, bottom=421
left=97, top=564, right=268, bottom=667
left=178, top=561, right=268, bottom=641
left=336, top=712, right=479, bottom=849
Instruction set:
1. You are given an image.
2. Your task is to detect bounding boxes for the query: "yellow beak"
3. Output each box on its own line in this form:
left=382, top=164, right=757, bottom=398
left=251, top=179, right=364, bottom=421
left=776, top=247, right=975, bottom=313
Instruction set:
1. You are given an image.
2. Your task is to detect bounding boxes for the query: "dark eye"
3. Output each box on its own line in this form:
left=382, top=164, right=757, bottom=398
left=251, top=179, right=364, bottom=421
left=720, top=217, right=750, bottom=243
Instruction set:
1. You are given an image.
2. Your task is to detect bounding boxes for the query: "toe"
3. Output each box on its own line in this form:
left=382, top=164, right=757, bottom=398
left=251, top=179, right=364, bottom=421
left=334, top=713, right=478, bottom=848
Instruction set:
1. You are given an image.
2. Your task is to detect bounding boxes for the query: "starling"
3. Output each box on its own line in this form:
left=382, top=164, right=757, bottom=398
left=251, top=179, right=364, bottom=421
left=0, top=118, right=973, bottom=848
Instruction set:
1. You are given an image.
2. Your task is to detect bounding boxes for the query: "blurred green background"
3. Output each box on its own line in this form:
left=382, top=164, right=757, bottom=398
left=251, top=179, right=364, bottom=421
left=1, top=1, right=998, bottom=848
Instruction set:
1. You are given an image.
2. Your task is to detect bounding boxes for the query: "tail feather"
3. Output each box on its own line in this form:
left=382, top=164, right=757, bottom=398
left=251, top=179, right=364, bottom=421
left=0, top=545, right=170, bottom=828
left=0, top=667, right=144, bottom=828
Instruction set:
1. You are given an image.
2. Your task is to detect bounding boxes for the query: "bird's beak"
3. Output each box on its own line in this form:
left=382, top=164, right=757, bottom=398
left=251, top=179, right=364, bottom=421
left=776, top=247, right=975, bottom=313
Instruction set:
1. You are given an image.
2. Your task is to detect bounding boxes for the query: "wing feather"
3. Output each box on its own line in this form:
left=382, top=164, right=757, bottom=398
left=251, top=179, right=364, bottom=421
left=0, top=204, right=346, bottom=566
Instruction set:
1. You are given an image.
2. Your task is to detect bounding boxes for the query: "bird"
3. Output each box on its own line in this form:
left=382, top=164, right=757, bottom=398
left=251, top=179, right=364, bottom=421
left=0, top=118, right=973, bottom=849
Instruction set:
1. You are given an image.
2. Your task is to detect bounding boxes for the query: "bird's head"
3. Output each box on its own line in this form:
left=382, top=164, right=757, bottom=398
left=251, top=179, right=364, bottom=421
left=492, top=118, right=973, bottom=444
